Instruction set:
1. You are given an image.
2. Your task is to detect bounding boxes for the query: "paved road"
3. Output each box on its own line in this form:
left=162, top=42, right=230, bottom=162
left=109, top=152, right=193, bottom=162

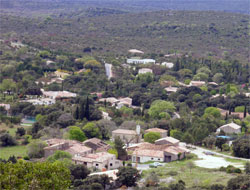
left=190, top=146, right=248, bottom=169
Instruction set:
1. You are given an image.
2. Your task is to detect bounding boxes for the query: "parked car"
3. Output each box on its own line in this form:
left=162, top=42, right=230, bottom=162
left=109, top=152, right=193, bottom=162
left=150, top=162, right=163, bottom=168
left=203, top=151, right=215, bottom=155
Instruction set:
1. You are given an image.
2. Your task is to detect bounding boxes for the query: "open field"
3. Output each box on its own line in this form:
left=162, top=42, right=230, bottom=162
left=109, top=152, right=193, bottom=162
left=142, top=157, right=237, bottom=188
left=0, top=145, right=27, bottom=159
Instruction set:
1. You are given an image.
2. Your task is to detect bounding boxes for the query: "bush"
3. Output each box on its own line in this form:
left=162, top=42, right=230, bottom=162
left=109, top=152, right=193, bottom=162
left=222, top=143, right=230, bottom=151
left=167, top=171, right=178, bottom=176
left=27, top=140, right=47, bottom=158
left=0, top=133, right=17, bottom=146
left=23, top=156, right=30, bottom=160
left=185, top=153, right=196, bottom=160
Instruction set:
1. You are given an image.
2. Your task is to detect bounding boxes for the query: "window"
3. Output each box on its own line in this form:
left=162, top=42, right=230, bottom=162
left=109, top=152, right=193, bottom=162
left=110, top=163, right=113, bottom=166
left=158, top=159, right=160, bottom=161
left=96, top=164, right=99, bottom=166
left=151, top=158, right=153, bottom=160
left=84, top=162, right=87, bottom=165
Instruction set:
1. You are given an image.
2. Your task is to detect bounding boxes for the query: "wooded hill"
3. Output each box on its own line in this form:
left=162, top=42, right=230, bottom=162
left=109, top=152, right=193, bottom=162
left=0, top=10, right=249, bottom=63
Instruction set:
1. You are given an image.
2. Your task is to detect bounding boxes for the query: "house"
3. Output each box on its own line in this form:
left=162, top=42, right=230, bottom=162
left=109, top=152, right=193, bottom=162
left=42, top=89, right=77, bottom=100
left=178, top=81, right=189, bottom=87
left=117, top=97, right=133, bottom=109
left=83, top=138, right=111, bottom=152
left=164, top=87, right=178, bottom=93
left=46, top=60, right=55, bottom=65
left=44, top=139, right=92, bottom=158
left=129, top=142, right=188, bottom=163
left=0, top=104, right=10, bottom=111
left=245, top=93, right=250, bottom=97
left=216, top=122, right=242, bottom=134
left=72, top=152, right=122, bottom=170
left=127, top=58, right=156, bottom=64
left=208, top=82, right=218, bottom=86
left=112, top=129, right=141, bottom=144
left=128, top=49, right=144, bottom=54
left=102, top=111, right=111, bottom=120
left=155, top=137, right=180, bottom=146
left=190, top=81, right=206, bottom=87
left=22, top=98, right=55, bottom=105
left=162, top=62, right=174, bottom=69
left=218, top=108, right=249, bottom=120
left=138, top=68, right=153, bottom=74
left=54, top=70, right=70, bottom=78
left=145, top=128, right=168, bottom=138
left=99, top=97, right=132, bottom=109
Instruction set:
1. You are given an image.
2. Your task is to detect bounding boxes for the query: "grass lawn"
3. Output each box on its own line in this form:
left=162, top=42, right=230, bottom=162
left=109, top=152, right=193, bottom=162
left=142, top=157, right=236, bottom=188
left=0, top=145, right=28, bottom=159
left=0, top=123, right=31, bottom=136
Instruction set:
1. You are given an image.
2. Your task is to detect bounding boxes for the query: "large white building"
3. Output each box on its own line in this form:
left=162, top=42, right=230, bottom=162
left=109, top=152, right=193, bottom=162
left=127, top=58, right=156, bottom=64
left=216, top=122, right=241, bottom=134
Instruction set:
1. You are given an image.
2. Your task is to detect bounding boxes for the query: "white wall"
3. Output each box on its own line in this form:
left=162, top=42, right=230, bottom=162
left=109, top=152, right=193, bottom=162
left=132, top=155, right=163, bottom=163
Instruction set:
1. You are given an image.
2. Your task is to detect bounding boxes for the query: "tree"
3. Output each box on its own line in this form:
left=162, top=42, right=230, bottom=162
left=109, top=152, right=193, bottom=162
left=168, top=180, right=186, bottom=190
left=74, top=106, right=80, bottom=120
left=27, top=139, right=47, bottom=158
left=212, top=73, right=223, bottom=83
left=47, top=150, right=72, bottom=163
left=204, top=107, right=221, bottom=118
left=16, top=127, right=26, bottom=137
left=96, top=119, right=117, bottom=140
left=232, top=138, right=250, bottom=158
left=148, top=100, right=176, bottom=119
left=182, top=132, right=194, bottom=144
left=0, top=160, right=71, bottom=189
left=227, top=175, right=250, bottom=190
left=69, top=126, right=87, bottom=142
left=0, top=133, right=17, bottom=146
left=215, top=138, right=227, bottom=151
left=85, top=96, right=90, bottom=120
left=144, top=132, right=161, bottom=143
left=70, top=164, right=90, bottom=180
left=79, top=174, right=111, bottom=190
left=114, top=137, right=128, bottom=160
left=170, top=129, right=183, bottom=140
left=116, top=166, right=140, bottom=187
left=82, top=122, right=101, bottom=139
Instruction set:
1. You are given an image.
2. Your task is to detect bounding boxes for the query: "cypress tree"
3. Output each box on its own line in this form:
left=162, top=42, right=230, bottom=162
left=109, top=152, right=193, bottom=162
left=74, top=106, right=79, bottom=120
left=244, top=104, right=247, bottom=118
left=79, top=101, right=85, bottom=120
left=85, top=96, right=90, bottom=120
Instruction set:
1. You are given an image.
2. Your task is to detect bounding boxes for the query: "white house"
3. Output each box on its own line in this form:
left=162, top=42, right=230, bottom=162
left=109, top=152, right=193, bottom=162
left=164, top=87, right=178, bottom=93
left=127, top=58, right=155, bottom=64
left=216, top=122, right=241, bottom=134
left=190, top=81, right=206, bottom=87
left=128, top=49, right=144, bottom=54
left=162, top=62, right=174, bottom=69
left=22, top=98, right=55, bottom=105
left=138, top=68, right=153, bottom=74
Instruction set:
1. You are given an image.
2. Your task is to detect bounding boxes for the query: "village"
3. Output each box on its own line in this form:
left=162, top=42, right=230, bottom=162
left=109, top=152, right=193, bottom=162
left=0, top=44, right=249, bottom=189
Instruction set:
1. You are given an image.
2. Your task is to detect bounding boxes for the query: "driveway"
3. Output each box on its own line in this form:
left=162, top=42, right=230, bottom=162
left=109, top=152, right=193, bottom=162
left=190, top=146, right=246, bottom=169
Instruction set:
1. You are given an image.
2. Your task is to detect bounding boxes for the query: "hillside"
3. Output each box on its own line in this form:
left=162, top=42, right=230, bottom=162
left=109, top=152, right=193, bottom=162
left=0, top=0, right=249, bottom=14
left=0, top=10, right=249, bottom=62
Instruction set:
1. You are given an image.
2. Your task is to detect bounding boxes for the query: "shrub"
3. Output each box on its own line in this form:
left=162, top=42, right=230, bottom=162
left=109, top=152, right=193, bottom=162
left=167, top=171, right=178, bottom=176
left=23, top=156, right=30, bottom=160
left=222, top=143, right=230, bottom=151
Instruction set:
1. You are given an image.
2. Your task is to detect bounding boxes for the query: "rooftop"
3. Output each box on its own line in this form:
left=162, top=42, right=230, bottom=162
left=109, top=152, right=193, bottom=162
left=220, top=122, right=241, bottom=130
left=112, top=129, right=137, bottom=135
left=155, top=136, right=180, bottom=144
left=145, top=128, right=168, bottom=133
left=73, top=152, right=115, bottom=163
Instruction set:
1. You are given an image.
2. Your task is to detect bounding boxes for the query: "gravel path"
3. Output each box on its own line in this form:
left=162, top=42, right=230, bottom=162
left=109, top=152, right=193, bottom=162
left=190, top=146, right=246, bottom=169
